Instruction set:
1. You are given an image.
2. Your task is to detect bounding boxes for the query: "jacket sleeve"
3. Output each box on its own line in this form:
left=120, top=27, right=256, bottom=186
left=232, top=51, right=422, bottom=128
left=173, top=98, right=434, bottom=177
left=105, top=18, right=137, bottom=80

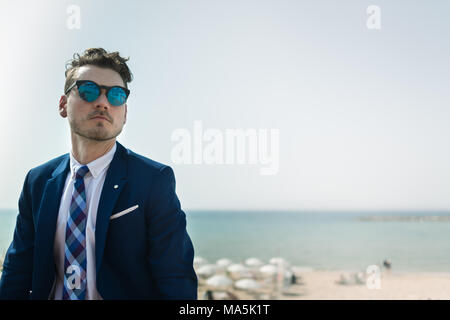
left=0, top=171, right=35, bottom=300
left=145, top=166, right=198, bottom=300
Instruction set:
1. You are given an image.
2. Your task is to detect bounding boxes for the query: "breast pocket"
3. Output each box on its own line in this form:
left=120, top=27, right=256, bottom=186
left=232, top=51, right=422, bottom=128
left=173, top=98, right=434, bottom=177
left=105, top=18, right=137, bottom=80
left=110, top=204, right=139, bottom=221
left=106, top=203, right=146, bottom=259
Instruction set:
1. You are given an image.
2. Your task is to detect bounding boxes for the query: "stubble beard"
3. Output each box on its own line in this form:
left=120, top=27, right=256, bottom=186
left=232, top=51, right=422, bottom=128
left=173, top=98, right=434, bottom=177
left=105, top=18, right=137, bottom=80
left=70, top=118, right=123, bottom=142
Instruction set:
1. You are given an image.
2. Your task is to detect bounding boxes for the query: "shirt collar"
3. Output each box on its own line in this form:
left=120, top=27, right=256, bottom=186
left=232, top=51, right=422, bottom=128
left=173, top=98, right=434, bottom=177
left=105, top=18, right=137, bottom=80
left=69, top=142, right=117, bottom=179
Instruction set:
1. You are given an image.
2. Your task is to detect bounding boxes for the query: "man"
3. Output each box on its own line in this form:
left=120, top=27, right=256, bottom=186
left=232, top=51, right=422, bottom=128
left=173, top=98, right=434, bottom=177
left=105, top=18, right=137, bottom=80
left=0, top=48, right=198, bottom=300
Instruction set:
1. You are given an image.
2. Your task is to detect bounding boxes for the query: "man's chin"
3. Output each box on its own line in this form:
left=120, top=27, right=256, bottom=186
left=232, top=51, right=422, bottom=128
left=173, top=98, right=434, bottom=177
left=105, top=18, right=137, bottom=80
left=75, top=128, right=121, bottom=142
left=87, top=135, right=115, bottom=142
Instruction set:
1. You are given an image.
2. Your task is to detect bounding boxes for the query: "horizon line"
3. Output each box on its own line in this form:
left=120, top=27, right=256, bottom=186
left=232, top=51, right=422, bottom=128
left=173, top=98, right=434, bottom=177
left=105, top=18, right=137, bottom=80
left=1, top=208, right=450, bottom=213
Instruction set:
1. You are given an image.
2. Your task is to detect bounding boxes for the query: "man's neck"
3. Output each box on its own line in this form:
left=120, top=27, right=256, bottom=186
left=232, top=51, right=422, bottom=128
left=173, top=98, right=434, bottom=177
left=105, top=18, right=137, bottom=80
left=71, top=134, right=116, bottom=165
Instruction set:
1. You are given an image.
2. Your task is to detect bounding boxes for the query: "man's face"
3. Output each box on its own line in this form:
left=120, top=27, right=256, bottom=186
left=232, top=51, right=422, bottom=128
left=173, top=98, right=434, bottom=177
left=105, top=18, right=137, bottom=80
left=59, top=65, right=128, bottom=142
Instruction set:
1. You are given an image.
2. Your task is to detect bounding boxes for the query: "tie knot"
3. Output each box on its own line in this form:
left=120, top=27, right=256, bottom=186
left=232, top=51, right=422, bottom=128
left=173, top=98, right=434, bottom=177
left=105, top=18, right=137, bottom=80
left=75, top=165, right=90, bottom=179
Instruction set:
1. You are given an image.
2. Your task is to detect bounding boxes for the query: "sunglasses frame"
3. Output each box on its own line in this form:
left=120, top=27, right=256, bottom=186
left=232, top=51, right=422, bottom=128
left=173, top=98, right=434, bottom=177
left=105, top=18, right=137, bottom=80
left=65, top=80, right=130, bottom=106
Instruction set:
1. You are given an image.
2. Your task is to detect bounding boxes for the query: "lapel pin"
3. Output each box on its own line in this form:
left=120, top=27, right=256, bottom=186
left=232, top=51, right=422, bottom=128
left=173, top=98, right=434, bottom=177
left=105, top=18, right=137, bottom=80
left=114, top=185, right=119, bottom=189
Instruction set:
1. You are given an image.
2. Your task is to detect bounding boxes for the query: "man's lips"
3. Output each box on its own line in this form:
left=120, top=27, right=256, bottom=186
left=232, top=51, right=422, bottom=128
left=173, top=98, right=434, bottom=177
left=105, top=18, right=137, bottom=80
left=90, top=116, right=110, bottom=122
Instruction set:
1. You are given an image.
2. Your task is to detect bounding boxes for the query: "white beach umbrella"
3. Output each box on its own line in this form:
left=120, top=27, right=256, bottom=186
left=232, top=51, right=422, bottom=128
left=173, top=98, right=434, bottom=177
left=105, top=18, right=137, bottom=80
left=227, top=263, right=252, bottom=279
left=234, top=278, right=261, bottom=290
left=259, top=264, right=278, bottom=276
left=194, top=256, right=208, bottom=267
left=205, top=274, right=233, bottom=288
left=245, top=257, right=263, bottom=267
left=227, top=263, right=248, bottom=273
left=216, top=258, right=233, bottom=268
left=196, top=264, right=216, bottom=278
left=269, top=257, right=288, bottom=266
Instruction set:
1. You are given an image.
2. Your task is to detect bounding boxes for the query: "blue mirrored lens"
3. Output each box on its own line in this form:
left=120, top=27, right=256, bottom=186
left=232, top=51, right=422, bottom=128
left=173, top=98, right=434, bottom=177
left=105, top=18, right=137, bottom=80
left=108, top=87, right=127, bottom=106
left=78, top=82, right=100, bottom=102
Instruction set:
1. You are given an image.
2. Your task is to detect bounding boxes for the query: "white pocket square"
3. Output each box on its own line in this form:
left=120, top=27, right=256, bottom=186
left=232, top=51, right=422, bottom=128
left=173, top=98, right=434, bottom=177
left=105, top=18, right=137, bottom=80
left=110, top=205, right=139, bottom=220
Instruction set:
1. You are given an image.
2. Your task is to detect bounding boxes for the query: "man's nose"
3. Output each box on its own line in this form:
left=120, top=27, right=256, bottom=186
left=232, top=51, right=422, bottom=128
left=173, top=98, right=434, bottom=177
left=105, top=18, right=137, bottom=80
left=95, top=89, right=110, bottom=109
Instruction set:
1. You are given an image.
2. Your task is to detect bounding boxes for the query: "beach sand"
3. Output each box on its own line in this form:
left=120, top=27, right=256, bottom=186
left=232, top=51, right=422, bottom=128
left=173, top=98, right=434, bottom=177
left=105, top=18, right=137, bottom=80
left=199, top=271, right=450, bottom=300
left=286, top=271, right=450, bottom=300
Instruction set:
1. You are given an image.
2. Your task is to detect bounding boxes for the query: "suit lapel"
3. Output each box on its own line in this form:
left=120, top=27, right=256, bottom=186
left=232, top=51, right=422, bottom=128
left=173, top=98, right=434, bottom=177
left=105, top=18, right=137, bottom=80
left=34, top=155, right=70, bottom=298
left=95, top=142, right=128, bottom=275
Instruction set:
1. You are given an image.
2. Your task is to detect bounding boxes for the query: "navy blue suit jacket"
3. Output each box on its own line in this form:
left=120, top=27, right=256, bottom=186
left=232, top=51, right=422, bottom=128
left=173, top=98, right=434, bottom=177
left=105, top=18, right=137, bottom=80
left=0, top=142, right=198, bottom=300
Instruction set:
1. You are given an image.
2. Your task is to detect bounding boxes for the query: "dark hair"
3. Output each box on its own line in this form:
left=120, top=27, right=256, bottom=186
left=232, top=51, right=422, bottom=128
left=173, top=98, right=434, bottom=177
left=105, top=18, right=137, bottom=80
left=64, top=48, right=133, bottom=93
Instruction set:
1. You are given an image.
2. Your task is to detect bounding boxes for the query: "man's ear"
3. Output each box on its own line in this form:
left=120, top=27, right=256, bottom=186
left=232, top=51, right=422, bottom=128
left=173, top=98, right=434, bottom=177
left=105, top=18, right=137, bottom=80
left=59, top=95, right=67, bottom=118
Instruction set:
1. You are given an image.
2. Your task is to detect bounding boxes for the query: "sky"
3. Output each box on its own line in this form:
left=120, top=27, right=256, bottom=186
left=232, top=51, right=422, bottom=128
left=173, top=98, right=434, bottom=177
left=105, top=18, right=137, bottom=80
left=0, top=0, right=449, bottom=211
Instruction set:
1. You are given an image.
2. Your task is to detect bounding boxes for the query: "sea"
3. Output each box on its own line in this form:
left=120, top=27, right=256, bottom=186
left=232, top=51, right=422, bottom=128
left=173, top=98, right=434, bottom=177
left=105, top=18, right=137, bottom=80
left=2, top=208, right=450, bottom=273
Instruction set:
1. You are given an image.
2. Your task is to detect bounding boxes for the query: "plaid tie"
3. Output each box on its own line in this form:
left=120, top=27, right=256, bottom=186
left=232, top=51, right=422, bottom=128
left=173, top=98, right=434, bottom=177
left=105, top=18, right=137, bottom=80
left=62, top=165, right=90, bottom=300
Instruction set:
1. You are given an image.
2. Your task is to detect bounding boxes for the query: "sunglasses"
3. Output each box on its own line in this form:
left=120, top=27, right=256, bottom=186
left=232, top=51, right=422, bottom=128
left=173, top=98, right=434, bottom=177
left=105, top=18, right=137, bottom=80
left=65, top=80, right=130, bottom=106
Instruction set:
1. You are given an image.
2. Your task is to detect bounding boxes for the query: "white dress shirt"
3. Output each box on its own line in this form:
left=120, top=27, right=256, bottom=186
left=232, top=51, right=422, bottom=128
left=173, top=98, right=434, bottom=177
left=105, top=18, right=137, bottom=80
left=49, top=143, right=117, bottom=300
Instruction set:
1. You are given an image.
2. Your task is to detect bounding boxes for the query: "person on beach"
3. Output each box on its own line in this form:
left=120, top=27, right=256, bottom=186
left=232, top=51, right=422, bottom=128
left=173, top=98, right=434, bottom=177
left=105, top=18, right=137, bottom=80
left=0, top=48, right=198, bottom=300
left=383, top=259, right=392, bottom=272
